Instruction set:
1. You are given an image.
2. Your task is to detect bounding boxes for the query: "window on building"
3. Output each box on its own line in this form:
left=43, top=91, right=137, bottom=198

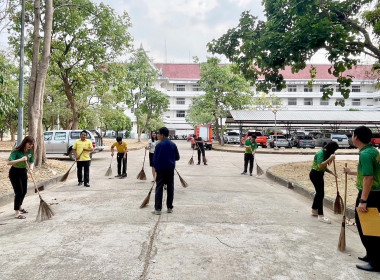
left=352, top=85, right=361, bottom=92
left=288, top=98, right=297, bottom=105
left=176, top=84, right=185, bottom=91
left=320, top=99, right=329, bottom=105
left=176, top=110, right=185, bottom=118
left=352, top=99, right=361, bottom=106
left=193, top=85, right=201, bottom=91
left=288, top=85, right=297, bottom=92
left=304, top=85, right=312, bottom=92
left=272, top=85, right=282, bottom=92
left=304, top=98, right=313, bottom=105
left=176, top=98, right=185, bottom=105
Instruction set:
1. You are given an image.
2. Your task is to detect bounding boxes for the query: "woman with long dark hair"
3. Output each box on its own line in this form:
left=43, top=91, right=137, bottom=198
left=309, top=141, right=339, bottom=224
left=7, top=136, right=35, bottom=219
left=146, top=131, right=159, bottom=182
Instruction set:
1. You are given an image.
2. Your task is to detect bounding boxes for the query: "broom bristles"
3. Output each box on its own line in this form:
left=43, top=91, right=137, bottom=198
left=60, top=162, right=75, bottom=182
left=137, top=168, right=147, bottom=180
left=256, top=164, right=264, bottom=176
left=203, top=156, right=207, bottom=164
left=188, top=156, right=194, bottom=165
left=105, top=165, right=112, bottom=176
left=338, top=218, right=346, bottom=251
left=334, top=193, right=344, bottom=214
left=140, top=183, right=155, bottom=208
left=35, top=197, right=55, bottom=222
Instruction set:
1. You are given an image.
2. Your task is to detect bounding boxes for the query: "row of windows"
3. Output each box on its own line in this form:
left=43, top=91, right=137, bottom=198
left=273, top=85, right=361, bottom=93
left=176, top=84, right=200, bottom=91
left=286, top=98, right=361, bottom=106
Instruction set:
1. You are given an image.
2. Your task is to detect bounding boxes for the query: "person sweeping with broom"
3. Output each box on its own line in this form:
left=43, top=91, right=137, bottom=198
left=7, top=136, right=35, bottom=219
left=194, top=135, right=207, bottom=165
left=146, top=131, right=159, bottom=182
left=152, top=127, right=180, bottom=215
left=309, top=141, right=339, bottom=224
left=111, top=136, right=128, bottom=178
left=343, top=126, right=380, bottom=272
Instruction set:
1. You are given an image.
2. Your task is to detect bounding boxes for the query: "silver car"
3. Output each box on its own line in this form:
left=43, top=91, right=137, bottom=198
left=269, top=135, right=292, bottom=148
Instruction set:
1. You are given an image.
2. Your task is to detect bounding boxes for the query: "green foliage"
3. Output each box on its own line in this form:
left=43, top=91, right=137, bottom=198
left=100, top=107, right=132, bottom=134
left=185, top=95, right=214, bottom=126
left=208, top=0, right=379, bottom=103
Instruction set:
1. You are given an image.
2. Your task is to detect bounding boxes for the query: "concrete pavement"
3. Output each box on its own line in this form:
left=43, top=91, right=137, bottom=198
left=0, top=141, right=377, bottom=280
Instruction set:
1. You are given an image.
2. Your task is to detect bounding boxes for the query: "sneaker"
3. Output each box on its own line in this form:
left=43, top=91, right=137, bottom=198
left=167, top=208, right=173, bottom=213
left=250, top=173, right=252, bottom=176
left=78, top=182, right=83, bottom=186
left=84, top=183, right=90, bottom=187
left=121, top=173, right=127, bottom=178
left=152, top=210, right=161, bottom=215
left=196, top=163, right=200, bottom=165
left=241, top=172, right=247, bottom=175
left=115, top=175, right=121, bottom=178
left=318, top=216, right=331, bottom=224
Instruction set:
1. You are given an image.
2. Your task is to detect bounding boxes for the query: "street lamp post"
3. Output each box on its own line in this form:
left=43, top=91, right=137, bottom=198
left=272, top=109, right=278, bottom=150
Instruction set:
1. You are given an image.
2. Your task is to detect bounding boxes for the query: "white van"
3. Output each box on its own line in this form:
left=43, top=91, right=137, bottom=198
left=315, top=133, right=349, bottom=148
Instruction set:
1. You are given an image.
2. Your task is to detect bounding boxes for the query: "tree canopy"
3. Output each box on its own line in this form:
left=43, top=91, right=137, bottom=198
left=208, top=0, right=380, bottom=101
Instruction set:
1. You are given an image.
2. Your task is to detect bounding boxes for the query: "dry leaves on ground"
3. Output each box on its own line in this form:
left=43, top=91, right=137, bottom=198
left=270, top=160, right=359, bottom=207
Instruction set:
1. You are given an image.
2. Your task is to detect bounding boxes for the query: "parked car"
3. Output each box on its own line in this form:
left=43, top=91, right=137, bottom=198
left=295, top=135, right=316, bottom=148
left=371, top=132, right=380, bottom=147
left=315, top=133, right=349, bottom=148
left=268, top=135, right=292, bottom=148
left=241, top=131, right=267, bottom=148
left=345, top=133, right=355, bottom=148
left=44, top=130, right=103, bottom=160
left=224, top=132, right=241, bottom=144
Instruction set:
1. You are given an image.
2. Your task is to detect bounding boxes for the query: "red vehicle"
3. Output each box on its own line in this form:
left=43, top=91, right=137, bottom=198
left=241, top=131, right=268, bottom=148
left=191, top=125, right=213, bottom=150
left=371, top=132, right=380, bottom=147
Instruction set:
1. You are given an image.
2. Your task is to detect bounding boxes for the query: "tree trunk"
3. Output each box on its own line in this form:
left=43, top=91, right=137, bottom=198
left=28, top=0, right=53, bottom=167
left=213, top=114, right=221, bottom=144
left=62, top=75, right=79, bottom=129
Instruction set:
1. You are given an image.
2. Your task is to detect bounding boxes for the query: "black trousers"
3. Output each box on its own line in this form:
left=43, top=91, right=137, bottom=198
left=155, top=169, right=174, bottom=211
left=117, top=153, right=127, bottom=175
left=77, top=160, right=91, bottom=184
left=355, top=190, right=380, bottom=269
left=243, top=153, right=254, bottom=173
left=197, top=148, right=205, bottom=164
left=9, top=167, right=28, bottom=211
left=310, top=169, right=325, bottom=215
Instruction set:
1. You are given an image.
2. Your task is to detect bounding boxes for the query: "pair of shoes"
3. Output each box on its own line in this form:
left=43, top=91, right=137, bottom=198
left=121, top=173, right=127, bottom=178
left=356, top=263, right=380, bottom=272
left=152, top=210, right=161, bottom=215
left=78, top=182, right=83, bottom=186
left=19, top=209, right=28, bottom=214
left=358, top=255, right=369, bottom=262
left=311, top=209, right=318, bottom=217
left=167, top=208, right=173, bottom=213
left=318, top=216, right=331, bottom=224
left=196, top=163, right=200, bottom=165
left=84, top=183, right=90, bottom=187
left=250, top=173, right=252, bottom=176
left=241, top=172, right=247, bottom=175
left=15, top=215, right=26, bottom=219
left=115, top=175, right=121, bottom=178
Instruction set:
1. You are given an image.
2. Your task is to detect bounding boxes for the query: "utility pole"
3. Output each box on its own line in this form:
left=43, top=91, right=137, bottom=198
left=17, top=0, right=25, bottom=145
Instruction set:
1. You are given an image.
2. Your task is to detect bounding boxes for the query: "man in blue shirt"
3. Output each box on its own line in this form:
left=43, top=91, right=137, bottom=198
left=153, top=127, right=180, bottom=215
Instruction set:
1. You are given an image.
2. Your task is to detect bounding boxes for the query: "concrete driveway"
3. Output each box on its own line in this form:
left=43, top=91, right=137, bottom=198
left=0, top=141, right=376, bottom=280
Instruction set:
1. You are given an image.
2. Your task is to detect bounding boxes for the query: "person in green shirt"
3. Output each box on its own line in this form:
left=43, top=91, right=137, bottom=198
left=241, top=135, right=258, bottom=176
left=7, top=136, right=35, bottom=219
left=344, top=126, right=380, bottom=272
left=309, top=141, right=338, bottom=224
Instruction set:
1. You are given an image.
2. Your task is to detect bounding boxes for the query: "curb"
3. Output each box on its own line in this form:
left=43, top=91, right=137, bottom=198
left=266, top=167, right=355, bottom=219
left=212, top=146, right=359, bottom=155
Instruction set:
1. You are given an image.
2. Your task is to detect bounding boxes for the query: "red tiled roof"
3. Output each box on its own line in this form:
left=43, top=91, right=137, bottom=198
left=154, top=63, right=376, bottom=81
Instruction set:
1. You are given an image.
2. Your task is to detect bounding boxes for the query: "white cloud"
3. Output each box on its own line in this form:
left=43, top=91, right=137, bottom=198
left=228, top=0, right=255, bottom=8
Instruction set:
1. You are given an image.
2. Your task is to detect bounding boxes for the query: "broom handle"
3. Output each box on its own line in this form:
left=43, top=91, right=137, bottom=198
left=26, top=164, right=42, bottom=197
left=142, top=149, right=146, bottom=168
left=333, top=159, right=339, bottom=193
left=110, top=154, right=113, bottom=166
left=343, top=163, right=348, bottom=214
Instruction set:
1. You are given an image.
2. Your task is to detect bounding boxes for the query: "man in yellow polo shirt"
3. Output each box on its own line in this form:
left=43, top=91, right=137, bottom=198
left=73, top=130, right=93, bottom=187
left=111, top=136, right=128, bottom=178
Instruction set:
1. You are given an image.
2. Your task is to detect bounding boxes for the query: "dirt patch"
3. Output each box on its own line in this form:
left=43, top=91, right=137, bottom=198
left=0, top=140, right=14, bottom=150
left=269, top=160, right=359, bottom=207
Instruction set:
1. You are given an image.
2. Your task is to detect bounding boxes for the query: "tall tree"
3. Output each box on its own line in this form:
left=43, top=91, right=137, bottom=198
left=208, top=0, right=380, bottom=101
left=185, top=95, right=214, bottom=127
left=197, top=57, right=253, bottom=144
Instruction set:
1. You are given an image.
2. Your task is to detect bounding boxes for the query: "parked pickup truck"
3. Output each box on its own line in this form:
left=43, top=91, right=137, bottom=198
left=371, top=132, right=380, bottom=147
left=44, top=130, right=104, bottom=160
left=241, top=131, right=267, bottom=148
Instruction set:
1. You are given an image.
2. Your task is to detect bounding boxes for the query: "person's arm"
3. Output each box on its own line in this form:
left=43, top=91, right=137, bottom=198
left=123, top=143, right=128, bottom=159
left=175, top=145, right=180, bottom=161
left=325, top=168, right=337, bottom=177
left=358, top=176, right=373, bottom=212
left=343, top=167, right=357, bottom=176
left=7, top=155, right=27, bottom=166
left=84, top=141, right=93, bottom=152
left=316, top=154, right=335, bottom=169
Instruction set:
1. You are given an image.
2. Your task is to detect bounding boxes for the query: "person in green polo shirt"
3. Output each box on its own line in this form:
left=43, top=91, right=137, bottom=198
left=73, top=130, right=93, bottom=187
left=344, top=126, right=380, bottom=272
left=241, top=135, right=258, bottom=176
left=7, top=136, right=35, bottom=219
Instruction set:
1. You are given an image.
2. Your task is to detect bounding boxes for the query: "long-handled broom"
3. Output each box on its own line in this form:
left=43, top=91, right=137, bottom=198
left=188, top=148, right=195, bottom=165
left=137, top=149, right=147, bottom=180
left=26, top=165, right=54, bottom=222
left=196, top=142, right=207, bottom=164
left=256, top=160, right=264, bottom=176
left=338, top=163, right=348, bottom=251
left=333, top=159, right=343, bottom=214
left=60, top=151, right=83, bottom=182
left=105, top=155, right=113, bottom=176
left=140, top=181, right=156, bottom=208
left=175, top=168, right=188, bottom=188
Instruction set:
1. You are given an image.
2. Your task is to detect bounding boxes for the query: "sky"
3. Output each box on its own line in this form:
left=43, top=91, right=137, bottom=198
left=92, top=0, right=266, bottom=63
